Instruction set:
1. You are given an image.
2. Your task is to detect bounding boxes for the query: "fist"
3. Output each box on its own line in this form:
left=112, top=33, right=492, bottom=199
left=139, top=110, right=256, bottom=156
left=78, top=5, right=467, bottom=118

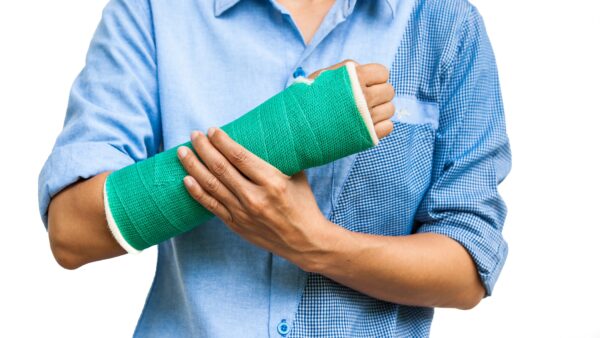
left=309, top=60, right=395, bottom=139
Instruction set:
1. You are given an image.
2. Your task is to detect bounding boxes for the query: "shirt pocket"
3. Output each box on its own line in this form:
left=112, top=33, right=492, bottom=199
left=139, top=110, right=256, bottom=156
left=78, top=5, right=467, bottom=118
left=391, top=95, right=440, bottom=130
left=329, top=96, right=439, bottom=236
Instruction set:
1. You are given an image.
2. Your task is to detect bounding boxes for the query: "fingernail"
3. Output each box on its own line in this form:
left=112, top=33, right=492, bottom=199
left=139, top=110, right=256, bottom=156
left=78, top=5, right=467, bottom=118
left=207, top=127, right=216, bottom=138
left=177, top=147, right=188, bottom=158
left=184, top=176, right=194, bottom=188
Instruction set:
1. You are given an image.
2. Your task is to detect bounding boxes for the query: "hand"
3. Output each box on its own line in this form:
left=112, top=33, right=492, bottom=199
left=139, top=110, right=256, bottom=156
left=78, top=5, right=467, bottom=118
left=177, top=128, right=340, bottom=271
left=308, top=60, right=396, bottom=139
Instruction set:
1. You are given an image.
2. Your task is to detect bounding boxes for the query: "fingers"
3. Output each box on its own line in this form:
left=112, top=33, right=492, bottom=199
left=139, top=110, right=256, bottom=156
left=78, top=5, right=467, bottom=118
left=357, top=63, right=389, bottom=86
left=179, top=129, right=253, bottom=201
left=207, top=127, right=286, bottom=185
left=308, top=59, right=358, bottom=79
left=177, top=144, right=241, bottom=209
left=364, top=82, right=395, bottom=109
left=355, top=63, right=395, bottom=109
left=193, top=131, right=256, bottom=196
left=370, top=101, right=395, bottom=124
left=374, top=120, right=394, bottom=139
left=309, top=61, right=390, bottom=86
left=182, top=176, right=233, bottom=224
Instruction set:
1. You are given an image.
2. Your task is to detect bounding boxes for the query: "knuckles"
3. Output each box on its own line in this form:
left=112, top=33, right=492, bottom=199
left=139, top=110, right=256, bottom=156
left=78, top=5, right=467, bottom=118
left=266, top=178, right=288, bottom=198
left=241, top=179, right=288, bottom=216
left=244, top=195, right=268, bottom=216
left=231, top=148, right=249, bottom=165
left=204, top=175, right=221, bottom=193
left=184, top=152, right=198, bottom=170
left=357, top=63, right=390, bottom=85
left=211, top=160, right=228, bottom=178
left=205, top=197, right=220, bottom=212
left=190, top=186, right=204, bottom=201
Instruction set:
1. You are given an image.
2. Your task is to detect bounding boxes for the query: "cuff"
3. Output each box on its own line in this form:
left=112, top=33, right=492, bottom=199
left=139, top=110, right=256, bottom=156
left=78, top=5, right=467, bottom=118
left=38, top=142, right=135, bottom=228
left=416, top=216, right=509, bottom=296
left=103, top=179, right=142, bottom=254
left=343, top=61, right=379, bottom=146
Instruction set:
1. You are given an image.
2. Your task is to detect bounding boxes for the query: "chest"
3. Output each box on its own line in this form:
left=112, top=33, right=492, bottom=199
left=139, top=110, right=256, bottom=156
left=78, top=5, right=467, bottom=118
left=150, top=0, right=439, bottom=234
left=274, top=0, right=336, bottom=45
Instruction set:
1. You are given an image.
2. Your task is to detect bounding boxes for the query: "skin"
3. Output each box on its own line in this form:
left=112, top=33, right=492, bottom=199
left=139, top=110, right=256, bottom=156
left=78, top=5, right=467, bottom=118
left=46, top=1, right=485, bottom=310
left=176, top=64, right=484, bottom=310
left=276, top=0, right=336, bottom=45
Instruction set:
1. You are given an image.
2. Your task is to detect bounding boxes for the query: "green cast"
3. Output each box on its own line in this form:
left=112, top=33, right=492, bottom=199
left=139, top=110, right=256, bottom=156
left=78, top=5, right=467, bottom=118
left=105, top=64, right=377, bottom=252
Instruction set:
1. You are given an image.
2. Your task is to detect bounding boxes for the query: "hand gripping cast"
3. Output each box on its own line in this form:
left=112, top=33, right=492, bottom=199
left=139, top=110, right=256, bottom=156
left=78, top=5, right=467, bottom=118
left=104, top=62, right=379, bottom=253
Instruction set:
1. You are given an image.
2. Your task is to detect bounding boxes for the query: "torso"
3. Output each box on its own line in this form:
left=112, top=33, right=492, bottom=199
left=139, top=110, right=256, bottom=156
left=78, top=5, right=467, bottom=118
left=132, top=0, right=472, bottom=336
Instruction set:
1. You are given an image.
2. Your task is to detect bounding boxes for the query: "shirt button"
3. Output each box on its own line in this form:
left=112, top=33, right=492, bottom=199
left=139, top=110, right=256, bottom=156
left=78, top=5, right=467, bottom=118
left=292, top=67, right=306, bottom=78
left=277, top=319, right=290, bottom=336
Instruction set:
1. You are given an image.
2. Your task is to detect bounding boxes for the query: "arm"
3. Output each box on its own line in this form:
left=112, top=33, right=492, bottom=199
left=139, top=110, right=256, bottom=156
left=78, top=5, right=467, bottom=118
left=46, top=60, right=389, bottom=267
left=48, top=173, right=125, bottom=269
left=102, top=61, right=388, bottom=253
left=178, top=127, right=484, bottom=310
left=177, top=7, right=509, bottom=309
left=40, top=0, right=159, bottom=269
left=316, top=6, right=509, bottom=309
left=309, top=226, right=485, bottom=309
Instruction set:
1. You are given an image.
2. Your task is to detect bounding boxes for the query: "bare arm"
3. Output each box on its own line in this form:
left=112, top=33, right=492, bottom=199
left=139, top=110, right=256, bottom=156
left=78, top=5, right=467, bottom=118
left=172, top=62, right=486, bottom=309
left=176, top=127, right=485, bottom=310
left=312, top=225, right=485, bottom=309
left=47, top=172, right=125, bottom=269
left=43, top=0, right=159, bottom=269
left=46, top=60, right=386, bottom=270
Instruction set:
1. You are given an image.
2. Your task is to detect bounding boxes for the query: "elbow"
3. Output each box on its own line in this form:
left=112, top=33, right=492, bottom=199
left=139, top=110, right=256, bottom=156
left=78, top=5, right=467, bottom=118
left=48, top=203, right=86, bottom=270
left=48, top=223, right=85, bottom=270
left=51, top=245, right=85, bottom=270
left=52, top=250, right=84, bottom=270
left=456, top=294, right=483, bottom=311
left=454, top=282, right=486, bottom=310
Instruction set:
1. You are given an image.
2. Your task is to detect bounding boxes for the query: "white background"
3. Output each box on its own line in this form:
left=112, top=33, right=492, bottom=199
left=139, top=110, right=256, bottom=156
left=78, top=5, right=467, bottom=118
left=1, top=0, right=599, bottom=337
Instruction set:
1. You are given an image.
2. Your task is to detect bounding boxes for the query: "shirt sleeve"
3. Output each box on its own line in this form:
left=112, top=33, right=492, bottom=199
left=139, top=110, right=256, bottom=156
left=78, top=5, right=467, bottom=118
left=38, top=0, right=160, bottom=227
left=414, top=5, right=512, bottom=296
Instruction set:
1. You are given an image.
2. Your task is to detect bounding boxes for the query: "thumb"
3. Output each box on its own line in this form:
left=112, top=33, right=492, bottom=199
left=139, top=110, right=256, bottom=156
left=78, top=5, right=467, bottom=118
left=308, top=59, right=360, bottom=80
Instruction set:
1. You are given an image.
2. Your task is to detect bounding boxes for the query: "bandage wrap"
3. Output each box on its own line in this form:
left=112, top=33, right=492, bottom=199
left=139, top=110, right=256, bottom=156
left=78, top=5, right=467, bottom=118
left=105, top=63, right=378, bottom=252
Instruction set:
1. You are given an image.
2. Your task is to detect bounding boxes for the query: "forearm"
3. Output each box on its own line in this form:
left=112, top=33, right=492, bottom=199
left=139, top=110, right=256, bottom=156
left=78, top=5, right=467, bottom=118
left=312, top=223, right=485, bottom=310
left=47, top=172, right=125, bottom=269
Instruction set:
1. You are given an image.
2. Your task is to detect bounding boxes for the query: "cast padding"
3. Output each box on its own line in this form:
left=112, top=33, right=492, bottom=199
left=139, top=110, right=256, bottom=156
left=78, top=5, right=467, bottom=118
left=105, top=63, right=378, bottom=252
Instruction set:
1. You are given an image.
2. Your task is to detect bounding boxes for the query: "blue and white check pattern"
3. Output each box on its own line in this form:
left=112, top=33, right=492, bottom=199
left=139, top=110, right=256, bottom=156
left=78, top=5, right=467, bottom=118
left=289, top=1, right=510, bottom=337
left=38, top=0, right=510, bottom=336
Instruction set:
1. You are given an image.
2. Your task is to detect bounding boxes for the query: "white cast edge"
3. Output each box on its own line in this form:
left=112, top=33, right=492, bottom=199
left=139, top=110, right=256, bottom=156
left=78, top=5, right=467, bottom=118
left=343, top=61, right=380, bottom=146
left=104, top=180, right=142, bottom=254
left=293, top=76, right=315, bottom=85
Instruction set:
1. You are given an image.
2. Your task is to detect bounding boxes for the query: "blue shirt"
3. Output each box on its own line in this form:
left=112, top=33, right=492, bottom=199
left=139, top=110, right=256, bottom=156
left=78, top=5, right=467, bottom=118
left=38, top=0, right=511, bottom=336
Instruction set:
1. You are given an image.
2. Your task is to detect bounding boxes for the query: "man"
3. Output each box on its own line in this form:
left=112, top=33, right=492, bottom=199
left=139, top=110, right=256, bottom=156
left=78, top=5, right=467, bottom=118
left=38, top=0, right=511, bottom=336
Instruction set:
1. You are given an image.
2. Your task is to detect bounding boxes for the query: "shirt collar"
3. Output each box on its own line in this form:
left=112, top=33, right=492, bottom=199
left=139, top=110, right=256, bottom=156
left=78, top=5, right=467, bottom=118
left=214, top=0, right=398, bottom=18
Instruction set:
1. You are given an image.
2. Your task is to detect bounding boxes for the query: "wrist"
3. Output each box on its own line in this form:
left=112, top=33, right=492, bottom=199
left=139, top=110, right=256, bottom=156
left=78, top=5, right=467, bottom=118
left=297, top=218, right=354, bottom=274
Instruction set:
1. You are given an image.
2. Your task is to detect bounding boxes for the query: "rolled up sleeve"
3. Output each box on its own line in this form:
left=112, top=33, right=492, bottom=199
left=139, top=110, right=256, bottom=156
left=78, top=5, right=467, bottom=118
left=38, top=0, right=160, bottom=226
left=414, top=6, right=511, bottom=296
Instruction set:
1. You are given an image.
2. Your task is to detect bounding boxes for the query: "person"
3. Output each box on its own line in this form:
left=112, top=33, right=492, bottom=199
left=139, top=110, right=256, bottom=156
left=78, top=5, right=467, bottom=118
left=38, top=0, right=511, bottom=336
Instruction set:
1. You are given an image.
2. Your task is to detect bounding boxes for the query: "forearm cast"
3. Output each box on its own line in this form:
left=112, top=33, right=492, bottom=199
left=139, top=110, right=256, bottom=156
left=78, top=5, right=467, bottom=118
left=105, top=62, right=377, bottom=252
